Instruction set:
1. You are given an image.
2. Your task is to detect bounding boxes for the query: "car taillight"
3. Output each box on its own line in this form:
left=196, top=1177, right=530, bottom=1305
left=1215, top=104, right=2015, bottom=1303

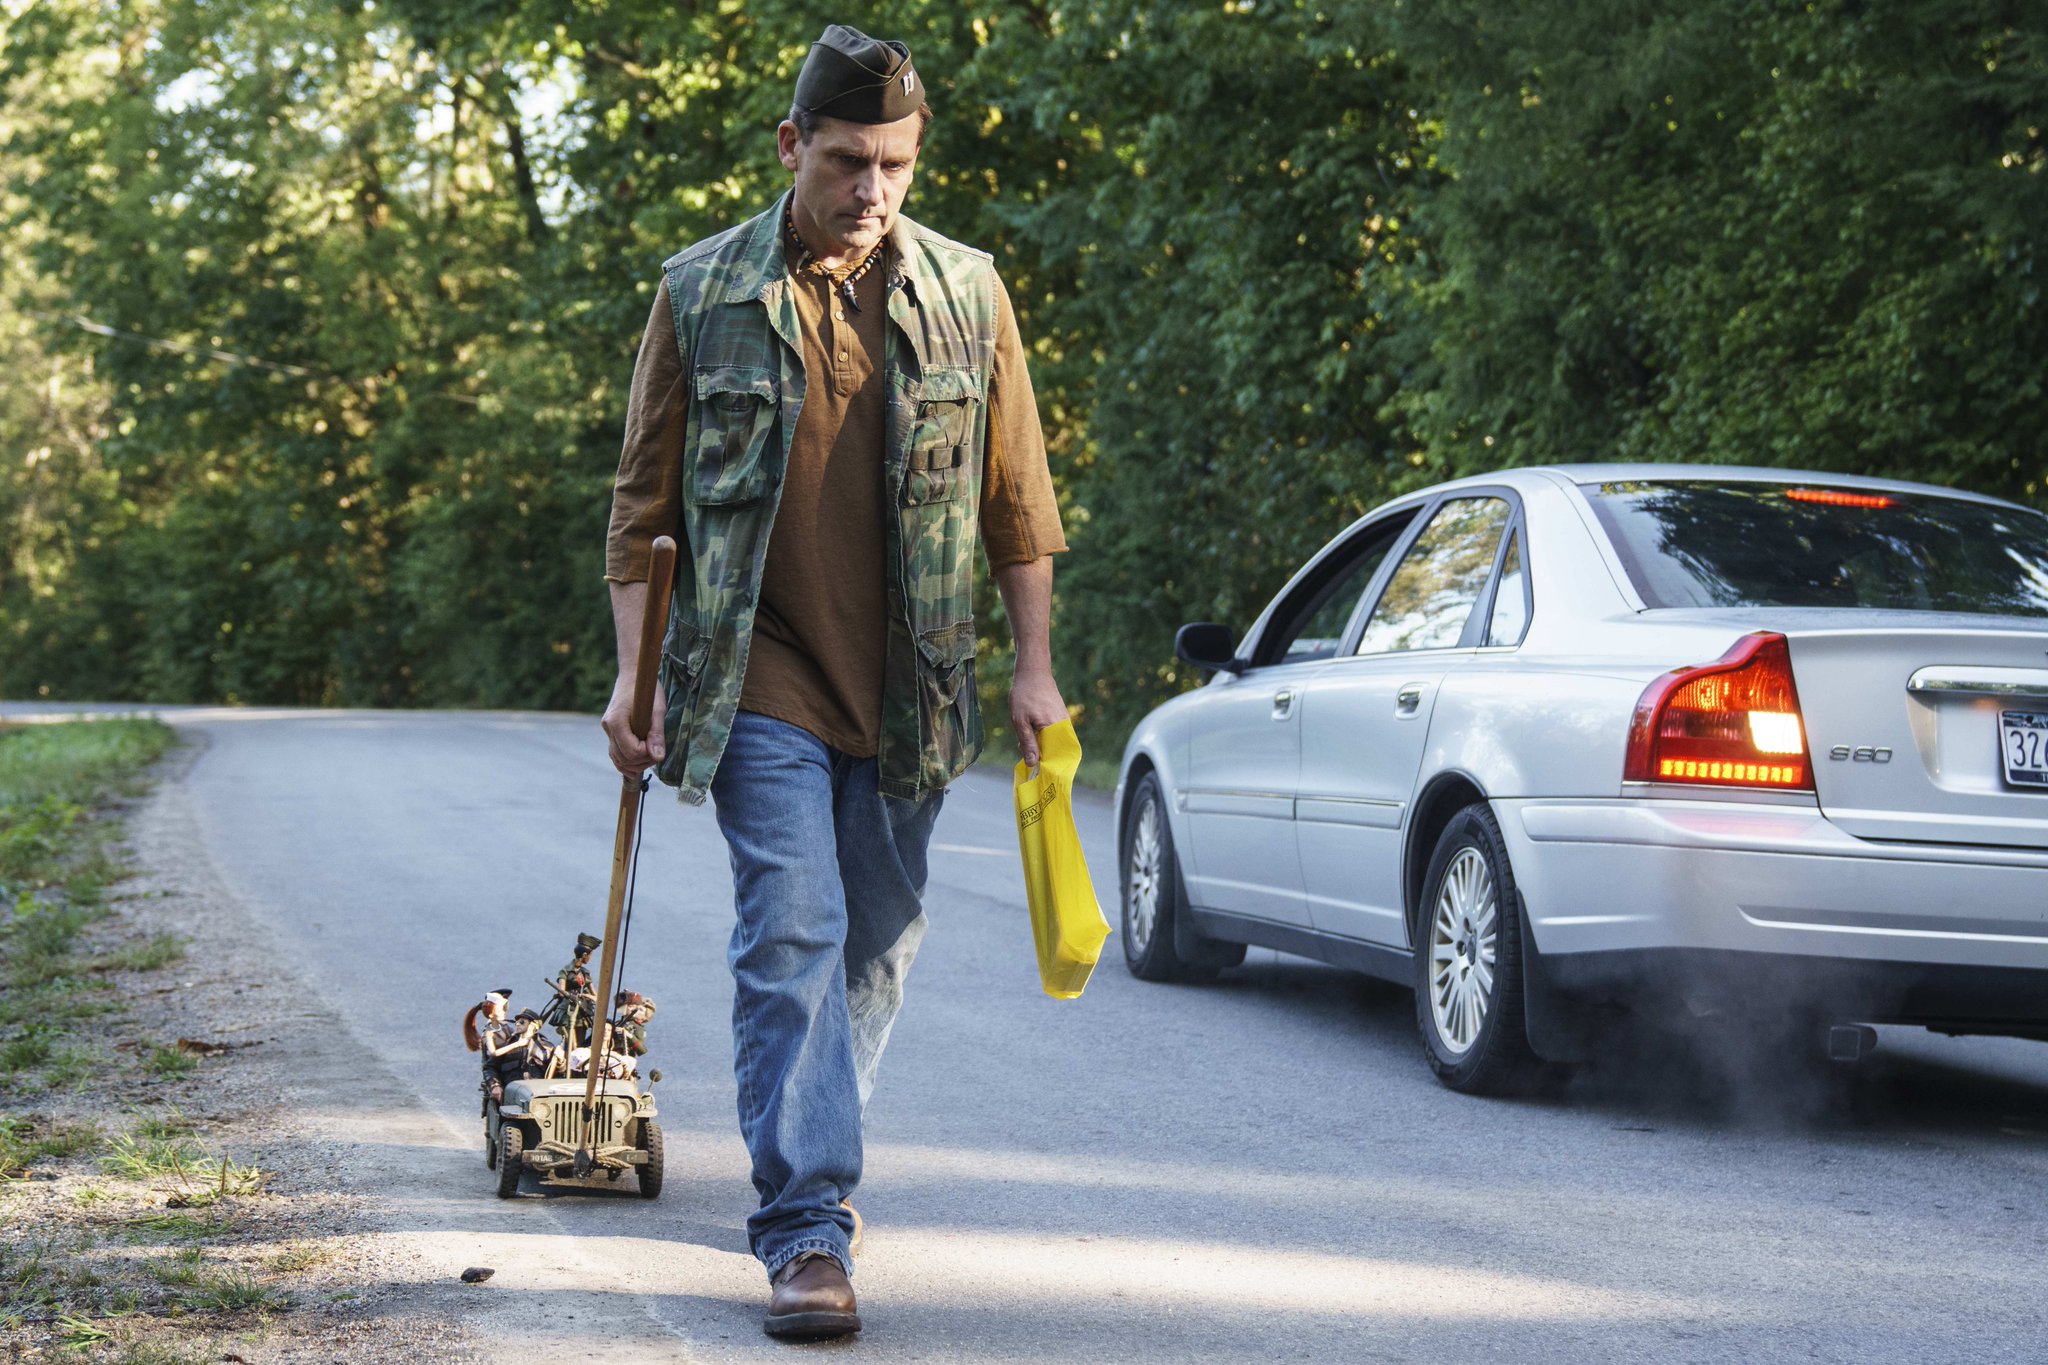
left=1624, top=632, right=1813, bottom=790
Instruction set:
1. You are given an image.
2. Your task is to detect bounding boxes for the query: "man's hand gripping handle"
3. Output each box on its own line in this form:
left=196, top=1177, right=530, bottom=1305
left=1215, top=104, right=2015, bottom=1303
left=602, top=537, right=677, bottom=777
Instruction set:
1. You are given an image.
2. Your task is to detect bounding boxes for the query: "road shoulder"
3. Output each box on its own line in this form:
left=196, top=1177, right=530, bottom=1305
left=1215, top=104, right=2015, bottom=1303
left=7, top=725, right=707, bottom=1362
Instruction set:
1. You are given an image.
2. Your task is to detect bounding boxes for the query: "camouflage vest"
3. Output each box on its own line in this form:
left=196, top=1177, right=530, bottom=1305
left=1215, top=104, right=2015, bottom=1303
left=653, top=192, right=997, bottom=804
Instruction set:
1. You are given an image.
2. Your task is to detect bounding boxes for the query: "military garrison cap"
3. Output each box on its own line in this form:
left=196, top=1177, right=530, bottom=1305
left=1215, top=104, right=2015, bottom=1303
left=793, top=25, right=922, bottom=124
left=575, top=932, right=601, bottom=954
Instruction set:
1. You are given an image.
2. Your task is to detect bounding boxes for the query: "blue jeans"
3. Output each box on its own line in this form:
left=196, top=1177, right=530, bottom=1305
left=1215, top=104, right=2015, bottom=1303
left=709, top=710, right=942, bottom=1280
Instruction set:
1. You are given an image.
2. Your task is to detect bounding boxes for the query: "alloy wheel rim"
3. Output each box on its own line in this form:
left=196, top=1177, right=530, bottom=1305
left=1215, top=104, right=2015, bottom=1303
left=1127, top=797, right=1162, bottom=953
left=1428, top=846, right=1498, bottom=1056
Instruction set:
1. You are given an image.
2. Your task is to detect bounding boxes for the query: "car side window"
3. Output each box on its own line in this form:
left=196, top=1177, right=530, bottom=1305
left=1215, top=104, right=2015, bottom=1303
left=1485, top=529, right=1530, bottom=647
left=1355, top=496, right=1513, bottom=655
left=1255, top=516, right=1413, bottom=667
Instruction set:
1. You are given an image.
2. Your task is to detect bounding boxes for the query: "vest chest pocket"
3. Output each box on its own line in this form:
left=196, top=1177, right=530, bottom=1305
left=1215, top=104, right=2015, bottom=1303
left=689, top=366, right=779, bottom=504
left=902, top=366, right=982, bottom=505
left=908, top=367, right=982, bottom=448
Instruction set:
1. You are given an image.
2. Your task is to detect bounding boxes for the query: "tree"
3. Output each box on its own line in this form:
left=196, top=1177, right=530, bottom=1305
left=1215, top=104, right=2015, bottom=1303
left=1392, top=0, right=2048, bottom=504
left=6, top=0, right=2042, bottom=762
left=980, top=1, right=1434, bottom=740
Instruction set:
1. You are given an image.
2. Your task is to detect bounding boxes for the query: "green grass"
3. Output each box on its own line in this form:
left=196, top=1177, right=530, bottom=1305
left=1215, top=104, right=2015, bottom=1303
left=0, top=720, right=174, bottom=815
left=0, top=1234, right=55, bottom=1298
left=0, top=719, right=173, bottom=1093
left=92, top=933, right=187, bottom=974
left=263, top=1242, right=331, bottom=1274
left=142, top=1044, right=198, bottom=1079
left=61, top=852, right=124, bottom=908
left=98, top=1131, right=208, bottom=1180
left=148, top=1246, right=205, bottom=1288
left=128, top=1209, right=237, bottom=1241
left=0, top=796, right=83, bottom=890
left=166, top=1150, right=268, bottom=1206
left=0, top=1114, right=102, bottom=1178
left=0, top=978, right=121, bottom=1030
left=41, top=1043, right=102, bottom=1089
left=55, top=1313, right=115, bottom=1350
left=5, top=897, right=104, bottom=988
left=131, top=1109, right=198, bottom=1142
left=146, top=1249, right=284, bottom=1312
left=182, top=1271, right=282, bottom=1312
left=0, top=722, right=289, bottom=1346
left=0, top=1034, right=106, bottom=1089
left=99, top=1132, right=267, bottom=1204
left=0, top=721, right=172, bottom=949
left=102, top=1343, right=209, bottom=1365
left=0, top=1026, right=55, bottom=1074
left=30, top=1118, right=104, bottom=1159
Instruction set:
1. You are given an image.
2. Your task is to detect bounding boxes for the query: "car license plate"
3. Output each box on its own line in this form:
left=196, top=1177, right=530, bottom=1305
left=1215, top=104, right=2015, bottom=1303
left=2000, top=710, right=2048, bottom=788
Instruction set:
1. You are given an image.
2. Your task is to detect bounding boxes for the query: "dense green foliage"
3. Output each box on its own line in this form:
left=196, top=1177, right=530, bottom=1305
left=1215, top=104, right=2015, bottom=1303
left=4, top=2, right=2043, bottom=748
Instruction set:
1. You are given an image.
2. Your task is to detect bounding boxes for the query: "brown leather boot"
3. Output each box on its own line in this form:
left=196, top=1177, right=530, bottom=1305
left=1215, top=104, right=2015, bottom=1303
left=764, top=1252, right=860, bottom=1339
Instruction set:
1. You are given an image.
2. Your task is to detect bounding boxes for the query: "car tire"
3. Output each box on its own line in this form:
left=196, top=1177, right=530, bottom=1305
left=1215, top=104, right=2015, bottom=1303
left=495, top=1123, right=524, bottom=1199
left=1414, top=803, right=1545, bottom=1096
left=636, top=1119, right=664, bottom=1201
left=1121, top=772, right=1245, bottom=983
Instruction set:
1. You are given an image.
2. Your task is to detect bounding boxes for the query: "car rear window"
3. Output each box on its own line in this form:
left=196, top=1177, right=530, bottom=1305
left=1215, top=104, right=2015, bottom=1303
left=1582, top=480, right=2048, bottom=616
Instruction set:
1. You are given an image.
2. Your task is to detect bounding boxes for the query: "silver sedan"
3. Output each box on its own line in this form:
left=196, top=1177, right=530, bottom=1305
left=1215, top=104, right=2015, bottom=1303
left=1113, top=465, right=2048, bottom=1093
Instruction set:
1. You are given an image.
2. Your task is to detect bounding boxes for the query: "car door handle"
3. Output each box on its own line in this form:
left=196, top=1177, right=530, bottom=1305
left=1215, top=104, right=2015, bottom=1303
left=1272, top=688, right=1296, bottom=721
left=1396, top=684, right=1425, bottom=717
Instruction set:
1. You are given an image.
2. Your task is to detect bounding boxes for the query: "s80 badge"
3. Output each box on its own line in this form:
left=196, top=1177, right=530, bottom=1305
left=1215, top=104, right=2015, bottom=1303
left=1828, top=745, right=1893, bottom=763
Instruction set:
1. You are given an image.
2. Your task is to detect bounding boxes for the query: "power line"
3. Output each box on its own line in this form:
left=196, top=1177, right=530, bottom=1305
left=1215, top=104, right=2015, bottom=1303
left=27, top=309, right=481, bottom=404
left=34, top=309, right=327, bottom=377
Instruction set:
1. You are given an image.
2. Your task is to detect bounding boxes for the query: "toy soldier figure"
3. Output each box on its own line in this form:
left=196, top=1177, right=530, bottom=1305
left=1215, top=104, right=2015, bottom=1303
left=462, top=988, right=513, bottom=1054
left=513, top=1010, right=557, bottom=1079
left=548, top=933, right=601, bottom=1044
left=464, top=988, right=521, bottom=1102
left=601, top=22, right=1067, bottom=1340
left=613, top=990, right=656, bottom=1057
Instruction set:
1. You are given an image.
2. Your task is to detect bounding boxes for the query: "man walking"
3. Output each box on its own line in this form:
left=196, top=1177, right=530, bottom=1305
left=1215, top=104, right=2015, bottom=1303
left=599, top=24, right=1067, bottom=1339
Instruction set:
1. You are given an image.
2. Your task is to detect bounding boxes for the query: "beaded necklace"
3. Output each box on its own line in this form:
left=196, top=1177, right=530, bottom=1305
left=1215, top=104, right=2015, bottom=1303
left=784, top=203, right=883, bottom=313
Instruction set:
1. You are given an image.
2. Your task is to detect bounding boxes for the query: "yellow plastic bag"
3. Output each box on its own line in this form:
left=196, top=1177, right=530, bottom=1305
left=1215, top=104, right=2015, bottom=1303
left=1013, top=719, right=1112, bottom=1000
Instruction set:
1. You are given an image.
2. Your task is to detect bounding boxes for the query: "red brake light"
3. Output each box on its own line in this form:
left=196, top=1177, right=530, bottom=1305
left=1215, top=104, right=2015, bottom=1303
left=1784, top=488, right=1895, bottom=509
left=1624, top=633, right=1813, bottom=790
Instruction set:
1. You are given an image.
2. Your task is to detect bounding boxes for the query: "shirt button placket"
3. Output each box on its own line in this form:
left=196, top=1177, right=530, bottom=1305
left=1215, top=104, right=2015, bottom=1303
left=836, top=283, right=853, bottom=391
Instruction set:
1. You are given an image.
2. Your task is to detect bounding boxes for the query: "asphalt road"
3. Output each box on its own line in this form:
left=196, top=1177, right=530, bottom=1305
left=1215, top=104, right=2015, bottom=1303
left=31, top=705, right=2048, bottom=1361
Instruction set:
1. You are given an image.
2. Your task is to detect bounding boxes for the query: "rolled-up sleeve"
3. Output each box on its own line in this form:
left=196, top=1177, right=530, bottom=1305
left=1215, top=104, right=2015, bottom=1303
left=604, top=282, right=688, bottom=584
left=979, top=273, right=1068, bottom=569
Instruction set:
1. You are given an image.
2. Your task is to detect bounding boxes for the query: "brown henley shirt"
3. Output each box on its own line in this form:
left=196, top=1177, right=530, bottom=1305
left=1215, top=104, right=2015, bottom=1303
left=605, top=238, right=1066, bottom=757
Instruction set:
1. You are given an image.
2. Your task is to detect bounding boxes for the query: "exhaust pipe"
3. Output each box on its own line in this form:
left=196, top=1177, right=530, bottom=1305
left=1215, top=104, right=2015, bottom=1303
left=1826, top=1024, right=1878, bottom=1063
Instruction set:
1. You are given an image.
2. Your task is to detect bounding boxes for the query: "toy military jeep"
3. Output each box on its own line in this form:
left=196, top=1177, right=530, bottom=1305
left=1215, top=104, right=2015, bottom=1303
left=485, top=1076, right=664, bottom=1199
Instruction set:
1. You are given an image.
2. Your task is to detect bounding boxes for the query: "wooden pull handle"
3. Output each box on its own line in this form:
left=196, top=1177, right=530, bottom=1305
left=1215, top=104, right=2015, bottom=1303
left=628, top=536, right=678, bottom=744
